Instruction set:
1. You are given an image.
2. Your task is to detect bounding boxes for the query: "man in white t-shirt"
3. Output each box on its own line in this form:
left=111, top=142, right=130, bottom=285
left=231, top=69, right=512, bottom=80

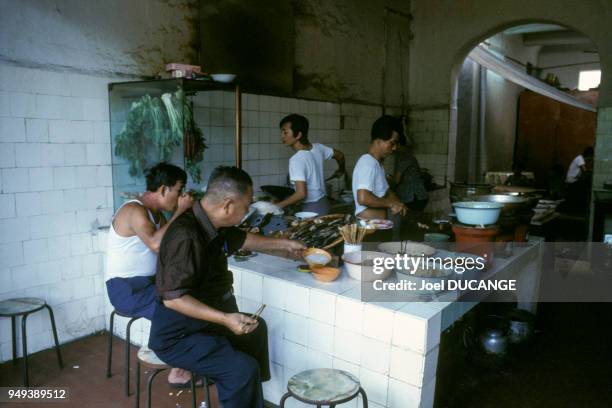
left=352, top=115, right=407, bottom=219
left=276, top=114, right=346, bottom=214
left=566, top=146, right=593, bottom=183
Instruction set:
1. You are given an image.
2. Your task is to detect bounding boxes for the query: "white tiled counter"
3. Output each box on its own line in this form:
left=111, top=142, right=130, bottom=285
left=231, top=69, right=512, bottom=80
left=229, top=242, right=542, bottom=408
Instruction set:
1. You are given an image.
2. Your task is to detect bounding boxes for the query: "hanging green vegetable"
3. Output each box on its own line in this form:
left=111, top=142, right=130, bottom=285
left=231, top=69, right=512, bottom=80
left=114, top=87, right=206, bottom=181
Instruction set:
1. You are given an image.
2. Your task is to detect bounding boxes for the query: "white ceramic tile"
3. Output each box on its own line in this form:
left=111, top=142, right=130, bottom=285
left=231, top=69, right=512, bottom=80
left=285, top=284, right=309, bottom=316
left=263, top=362, right=284, bottom=404
left=333, top=327, right=362, bottom=362
left=284, top=312, right=308, bottom=346
left=307, top=319, right=334, bottom=354
left=262, top=277, right=287, bottom=310
left=387, top=378, right=421, bottom=408
left=362, top=304, right=394, bottom=343
left=304, top=348, right=333, bottom=370
left=241, top=298, right=259, bottom=315
left=309, top=288, right=336, bottom=325
left=360, top=335, right=391, bottom=375
left=332, top=357, right=360, bottom=378
left=359, top=366, right=390, bottom=406
left=335, top=296, right=363, bottom=333
left=283, top=340, right=308, bottom=371
left=269, top=324, right=285, bottom=365
left=241, top=271, right=263, bottom=302
left=392, top=312, right=428, bottom=353
left=421, top=376, right=437, bottom=408
left=389, top=346, right=425, bottom=386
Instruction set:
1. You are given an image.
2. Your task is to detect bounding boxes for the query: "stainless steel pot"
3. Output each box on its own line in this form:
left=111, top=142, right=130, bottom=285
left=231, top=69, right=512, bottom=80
left=475, top=194, right=529, bottom=213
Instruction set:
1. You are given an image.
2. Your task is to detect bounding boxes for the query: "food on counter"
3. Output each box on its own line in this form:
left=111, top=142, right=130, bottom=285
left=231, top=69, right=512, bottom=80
left=289, top=214, right=352, bottom=248
left=235, top=249, right=253, bottom=257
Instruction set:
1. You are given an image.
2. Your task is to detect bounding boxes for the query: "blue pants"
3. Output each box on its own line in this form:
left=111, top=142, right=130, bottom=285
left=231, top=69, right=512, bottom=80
left=106, top=276, right=158, bottom=320
left=150, top=295, right=269, bottom=408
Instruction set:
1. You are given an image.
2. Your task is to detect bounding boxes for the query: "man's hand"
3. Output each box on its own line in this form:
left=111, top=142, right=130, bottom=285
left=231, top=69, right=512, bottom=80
left=280, top=239, right=306, bottom=254
left=177, top=192, right=194, bottom=213
left=390, top=202, right=407, bottom=216
left=224, top=313, right=259, bottom=335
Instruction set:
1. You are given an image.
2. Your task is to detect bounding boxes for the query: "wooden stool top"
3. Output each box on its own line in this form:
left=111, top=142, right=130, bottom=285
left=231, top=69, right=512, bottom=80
left=137, top=347, right=170, bottom=370
left=0, top=298, right=45, bottom=317
left=287, top=368, right=360, bottom=404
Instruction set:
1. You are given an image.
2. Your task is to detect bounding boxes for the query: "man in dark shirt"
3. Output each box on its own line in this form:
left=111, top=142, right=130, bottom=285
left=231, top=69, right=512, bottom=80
left=149, top=166, right=305, bottom=408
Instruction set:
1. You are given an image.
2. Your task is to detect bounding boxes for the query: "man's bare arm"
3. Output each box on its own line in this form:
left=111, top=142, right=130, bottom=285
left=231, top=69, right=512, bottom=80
left=276, top=181, right=306, bottom=209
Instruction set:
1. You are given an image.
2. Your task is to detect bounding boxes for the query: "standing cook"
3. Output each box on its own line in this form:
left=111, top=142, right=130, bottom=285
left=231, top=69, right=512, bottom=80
left=352, top=115, right=407, bottom=220
left=276, top=113, right=346, bottom=215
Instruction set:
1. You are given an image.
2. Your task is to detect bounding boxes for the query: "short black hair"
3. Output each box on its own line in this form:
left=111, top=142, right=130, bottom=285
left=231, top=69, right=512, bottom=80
left=280, top=113, right=309, bottom=144
left=371, top=115, right=402, bottom=142
left=205, top=166, right=253, bottom=202
left=145, top=162, right=187, bottom=192
left=583, top=146, right=594, bottom=157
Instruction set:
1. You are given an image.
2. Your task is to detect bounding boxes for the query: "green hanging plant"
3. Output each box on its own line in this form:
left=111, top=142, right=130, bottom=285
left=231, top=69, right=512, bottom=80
left=114, top=87, right=206, bottom=182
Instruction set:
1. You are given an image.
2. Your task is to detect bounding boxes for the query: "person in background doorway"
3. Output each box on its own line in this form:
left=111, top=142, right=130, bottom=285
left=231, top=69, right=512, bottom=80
left=352, top=115, right=407, bottom=220
left=276, top=113, right=346, bottom=215
left=566, top=146, right=594, bottom=184
left=565, top=146, right=594, bottom=212
left=105, top=162, right=196, bottom=388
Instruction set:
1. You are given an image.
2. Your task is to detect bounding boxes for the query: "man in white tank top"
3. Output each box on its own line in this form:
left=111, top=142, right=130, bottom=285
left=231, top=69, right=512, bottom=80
left=276, top=113, right=346, bottom=215
left=106, top=162, right=195, bottom=387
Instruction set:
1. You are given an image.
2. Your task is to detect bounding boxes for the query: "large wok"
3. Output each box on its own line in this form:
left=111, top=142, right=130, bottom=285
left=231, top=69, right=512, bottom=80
left=261, top=185, right=295, bottom=201
left=475, top=194, right=535, bottom=214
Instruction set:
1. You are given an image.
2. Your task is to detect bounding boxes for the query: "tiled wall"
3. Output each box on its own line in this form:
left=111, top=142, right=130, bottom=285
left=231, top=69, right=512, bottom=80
left=0, top=63, right=113, bottom=361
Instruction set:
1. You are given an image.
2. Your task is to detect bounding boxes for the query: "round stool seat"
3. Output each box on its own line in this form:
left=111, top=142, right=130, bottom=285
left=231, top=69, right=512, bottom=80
left=287, top=368, right=361, bottom=404
left=137, top=347, right=169, bottom=370
left=0, top=298, right=45, bottom=317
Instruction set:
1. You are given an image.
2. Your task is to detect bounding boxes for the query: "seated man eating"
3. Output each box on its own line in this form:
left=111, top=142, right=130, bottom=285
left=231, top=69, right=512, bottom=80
left=105, top=162, right=195, bottom=387
left=149, top=166, right=304, bottom=408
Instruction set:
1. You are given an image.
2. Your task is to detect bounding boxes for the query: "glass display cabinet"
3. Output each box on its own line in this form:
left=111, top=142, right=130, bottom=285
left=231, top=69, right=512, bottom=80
left=108, top=78, right=241, bottom=211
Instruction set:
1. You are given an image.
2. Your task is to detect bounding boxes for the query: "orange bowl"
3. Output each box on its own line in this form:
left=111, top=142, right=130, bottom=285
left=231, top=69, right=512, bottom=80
left=311, top=266, right=341, bottom=282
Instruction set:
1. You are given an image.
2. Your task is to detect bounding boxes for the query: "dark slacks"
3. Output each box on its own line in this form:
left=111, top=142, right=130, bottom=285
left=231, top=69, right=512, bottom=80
left=150, top=295, right=270, bottom=408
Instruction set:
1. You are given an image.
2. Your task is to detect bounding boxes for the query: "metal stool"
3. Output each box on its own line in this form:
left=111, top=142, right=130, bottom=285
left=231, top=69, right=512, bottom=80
left=280, top=368, right=368, bottom=408
left=0, top=297, right=63, bottom=386
left=136, top=347, right=211, bottom=408
left=106, top=309, right=142, bottom=396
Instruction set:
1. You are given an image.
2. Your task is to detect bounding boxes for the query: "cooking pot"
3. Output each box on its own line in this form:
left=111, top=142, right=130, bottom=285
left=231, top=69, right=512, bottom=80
left=506, top=309, right=535, bottom=344
left=475, top=194, right=530, bottom=214
left=450, top=182, right=494, bottom=203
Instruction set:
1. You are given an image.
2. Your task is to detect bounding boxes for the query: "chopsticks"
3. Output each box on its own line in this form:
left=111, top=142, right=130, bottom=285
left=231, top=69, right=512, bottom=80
left=339, top=224, right=366, bottom=244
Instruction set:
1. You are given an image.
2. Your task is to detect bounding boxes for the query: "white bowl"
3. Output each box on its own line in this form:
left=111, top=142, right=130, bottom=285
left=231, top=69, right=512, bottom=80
left=342, top=251, right=394, bottom=281
left=211, top=73, right=236, bottom=83
left=295, top=211, right=318, bottom=220
left=452, top=201, right=503, bottom=225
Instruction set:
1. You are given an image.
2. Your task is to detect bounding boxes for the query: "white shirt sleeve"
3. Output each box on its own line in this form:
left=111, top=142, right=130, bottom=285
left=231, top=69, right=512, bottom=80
left=319, top=143, right=334, bottom=161
left=353, top=162, right=377, bottom=192
left=576, top=155, right=585, bottom=167
left=289, top=155, right=307, bottom=182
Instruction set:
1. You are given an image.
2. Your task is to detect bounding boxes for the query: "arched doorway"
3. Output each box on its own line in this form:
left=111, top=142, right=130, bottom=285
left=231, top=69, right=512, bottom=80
left=448, top=22, right=602, bottom=240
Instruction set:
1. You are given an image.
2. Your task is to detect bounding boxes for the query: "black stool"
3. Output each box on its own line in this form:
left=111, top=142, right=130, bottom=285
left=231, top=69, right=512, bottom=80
left=0, top=297, right=63, bottom=386
left=280, top=368, right=368, bottom=408
left=106, top=309, right=142, bottom=396
left=136, top=347, right=211, bottom=408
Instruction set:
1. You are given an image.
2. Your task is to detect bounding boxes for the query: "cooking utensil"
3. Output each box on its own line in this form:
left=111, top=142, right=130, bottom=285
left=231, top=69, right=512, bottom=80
left=295, top=212, right=318, bottom=220
left=377, top=241, right=436, bottom=256
left=480, top=328, right=508, bottom=355
left=452, top=201, right=504, bottom=226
